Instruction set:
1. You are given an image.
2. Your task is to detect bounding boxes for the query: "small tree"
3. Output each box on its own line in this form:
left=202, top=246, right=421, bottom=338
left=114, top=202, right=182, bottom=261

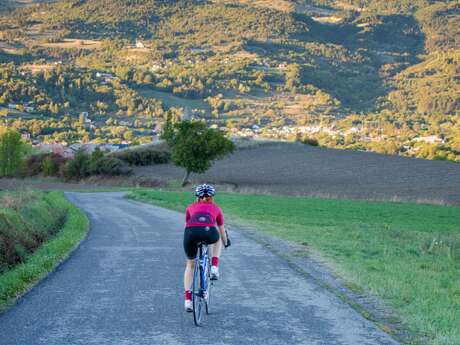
left=162, top=120, right=234, bottom=186
left=42, top=157, right=59, bottom=176
left=285, top=63, right=301, bottom=91
left=0, top=129, right=25, bottom=177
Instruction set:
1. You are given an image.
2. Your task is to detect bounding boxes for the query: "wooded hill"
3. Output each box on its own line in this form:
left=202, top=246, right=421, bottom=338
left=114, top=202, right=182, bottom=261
left=0, top=0, right=458, bottom=161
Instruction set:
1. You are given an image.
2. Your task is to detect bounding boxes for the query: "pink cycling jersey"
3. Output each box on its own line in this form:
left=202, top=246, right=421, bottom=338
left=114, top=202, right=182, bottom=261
left=185, top=202, right=224, bottom=228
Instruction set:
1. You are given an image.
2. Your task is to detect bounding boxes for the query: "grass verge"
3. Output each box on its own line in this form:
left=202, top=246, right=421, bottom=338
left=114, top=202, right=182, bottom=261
left=128, top=190, right=460, bottom=345
left=0, top=191, right=89, bottom=312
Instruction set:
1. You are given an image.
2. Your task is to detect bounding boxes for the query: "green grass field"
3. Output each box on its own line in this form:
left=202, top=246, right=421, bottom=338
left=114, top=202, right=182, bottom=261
left=129, top=190, right=460, bottom=345
left=137, top=88, right=211, bottom=114
left=0, top=191, right=89, bottom=311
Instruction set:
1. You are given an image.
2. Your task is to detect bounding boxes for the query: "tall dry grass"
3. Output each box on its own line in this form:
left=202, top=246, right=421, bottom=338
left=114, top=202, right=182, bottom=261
left=0, top=191, right=67, bottom=272
left=0, top=189, right=38, bottom=210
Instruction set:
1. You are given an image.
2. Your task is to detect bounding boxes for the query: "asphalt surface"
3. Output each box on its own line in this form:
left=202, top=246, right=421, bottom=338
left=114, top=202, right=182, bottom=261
left=0, top=193, right=399, bottom=345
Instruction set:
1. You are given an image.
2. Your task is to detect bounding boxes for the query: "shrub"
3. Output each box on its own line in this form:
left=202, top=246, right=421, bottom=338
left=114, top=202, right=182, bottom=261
left=21, top=153, right=68, bottom=177
left=42, top=157, right=58, bottom=176
left=111, top=144, right=171, bottom=166
left=61, top=149, right=131, bottom=180
left=60, top=150, right=91, bottom=180
left=88, top=148, right=130, bottom=176
left=88, top=147, right=105, bottom=174
left=301, top=137, right=319, bottom=146
left=43, top=154, right=67, bottom=176
left=22, top=153, right=48, bottom=177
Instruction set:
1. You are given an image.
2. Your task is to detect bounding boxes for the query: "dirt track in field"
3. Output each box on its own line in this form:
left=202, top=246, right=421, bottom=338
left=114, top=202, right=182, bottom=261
left=134, top=143, right=460, bottom=205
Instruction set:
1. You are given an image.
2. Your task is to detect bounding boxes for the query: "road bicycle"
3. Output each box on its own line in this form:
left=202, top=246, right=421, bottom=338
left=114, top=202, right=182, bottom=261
left=192, top=241, right=213, bottom=326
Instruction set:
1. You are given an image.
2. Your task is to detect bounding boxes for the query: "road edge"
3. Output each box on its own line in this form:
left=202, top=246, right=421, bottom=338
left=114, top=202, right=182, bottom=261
left=230, top=223, right=422, bottom=345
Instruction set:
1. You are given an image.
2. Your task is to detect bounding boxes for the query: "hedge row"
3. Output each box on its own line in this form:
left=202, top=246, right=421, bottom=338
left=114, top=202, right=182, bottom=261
left=111, top=144, right=171, bottom=166
left=20, top=149, right=131, bottom=180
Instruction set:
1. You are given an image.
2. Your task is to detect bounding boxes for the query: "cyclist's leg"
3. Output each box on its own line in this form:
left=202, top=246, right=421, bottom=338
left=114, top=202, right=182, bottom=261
left=210, top=237, right=222, bottom=264
left=184, top=259, right=195, bottom=295
left=204, top=227, right=221, bottom=278
left=183, top=258, right=194, bottom=312
left=183, top=228, right=199, bottom=304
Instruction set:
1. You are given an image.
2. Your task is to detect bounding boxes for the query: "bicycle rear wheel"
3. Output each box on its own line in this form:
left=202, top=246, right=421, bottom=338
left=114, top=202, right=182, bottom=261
left=192, top=254, right=204, bottom=326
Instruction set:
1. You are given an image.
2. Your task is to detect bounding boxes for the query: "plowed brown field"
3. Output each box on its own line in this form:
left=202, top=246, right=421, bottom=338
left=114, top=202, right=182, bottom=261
left=135, top=143, right=460, bottom=204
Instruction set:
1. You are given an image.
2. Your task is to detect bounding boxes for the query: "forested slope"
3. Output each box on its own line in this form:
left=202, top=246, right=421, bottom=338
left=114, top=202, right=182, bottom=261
left=0, top=0, right=458, bottom=161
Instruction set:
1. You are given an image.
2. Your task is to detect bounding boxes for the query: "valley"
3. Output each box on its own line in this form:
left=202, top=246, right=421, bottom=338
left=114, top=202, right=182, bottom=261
left=0, top=0, right=458, bottom=162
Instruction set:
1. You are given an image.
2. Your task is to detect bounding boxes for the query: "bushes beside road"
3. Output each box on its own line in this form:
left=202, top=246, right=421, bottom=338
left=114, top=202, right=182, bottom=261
left=21, top=152, right=68, bottom=177
left=0, top=130, right=173, bottom=182
left=0, top=129, right=133, bottom=181
left=20, top=144, right=171, bottom=180
left=0, top=190, right=67, bottom=272
left=110, top=143, right=171, bottom=166
left=60, top=149, right=130, bottom=180
left=20, top=148, right=131, bottom=180
left=0, top=190, right=88, bottom=310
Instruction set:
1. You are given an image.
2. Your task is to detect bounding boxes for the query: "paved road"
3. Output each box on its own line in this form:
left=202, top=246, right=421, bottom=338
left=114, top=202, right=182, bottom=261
left=0, top=193, right=399, bottom=345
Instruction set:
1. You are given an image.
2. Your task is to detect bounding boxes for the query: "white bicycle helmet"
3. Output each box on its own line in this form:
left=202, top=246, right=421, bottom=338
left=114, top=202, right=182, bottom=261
left=195, top=184, right=216, bottom=198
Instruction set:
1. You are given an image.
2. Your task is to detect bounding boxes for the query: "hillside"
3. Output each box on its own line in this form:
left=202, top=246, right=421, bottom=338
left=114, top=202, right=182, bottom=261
left=0, top=0, right=48, bottom=10
left=0, top=0, right=458, bottom=161
left=133, top=141, right=460, bottom=204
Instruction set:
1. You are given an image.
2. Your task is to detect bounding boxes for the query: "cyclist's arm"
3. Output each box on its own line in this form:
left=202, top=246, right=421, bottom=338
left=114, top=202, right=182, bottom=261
left=218, top=224, right=228, bottom=246
left=185, top=207, right=191, bottom=223
left=216, top=208, right=229, bottom=246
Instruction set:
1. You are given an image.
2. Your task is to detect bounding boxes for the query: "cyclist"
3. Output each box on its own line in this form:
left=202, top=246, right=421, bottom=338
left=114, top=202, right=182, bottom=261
left=183, top=184, right=230, bottom=312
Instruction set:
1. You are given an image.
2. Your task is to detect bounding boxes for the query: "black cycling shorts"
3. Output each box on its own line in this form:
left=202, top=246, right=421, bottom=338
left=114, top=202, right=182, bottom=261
left=183, top=226, right=220, bottom=259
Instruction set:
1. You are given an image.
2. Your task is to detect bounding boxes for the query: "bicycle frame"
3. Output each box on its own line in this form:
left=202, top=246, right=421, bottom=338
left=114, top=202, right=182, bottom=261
left=192, top=242, right=212, bottom=326
left=199, top=244, right=209, bottom=294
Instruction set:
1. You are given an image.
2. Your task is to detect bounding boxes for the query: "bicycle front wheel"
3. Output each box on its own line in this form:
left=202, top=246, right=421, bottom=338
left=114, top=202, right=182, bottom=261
left=192, top=256, right=204, bottom=326
left=205, top=256, right=212, bottom=315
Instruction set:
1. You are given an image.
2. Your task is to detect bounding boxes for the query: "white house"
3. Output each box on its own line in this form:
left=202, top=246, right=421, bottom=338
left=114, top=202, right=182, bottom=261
left=21, top=132, right=31, bottom=141
left=96, top=72, right=115, bottom=80
left=346, top=127, right=360, bottom=134
left=150, top=63, right=162, bottom=72
left=413, top=136, right=445, bottom=144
